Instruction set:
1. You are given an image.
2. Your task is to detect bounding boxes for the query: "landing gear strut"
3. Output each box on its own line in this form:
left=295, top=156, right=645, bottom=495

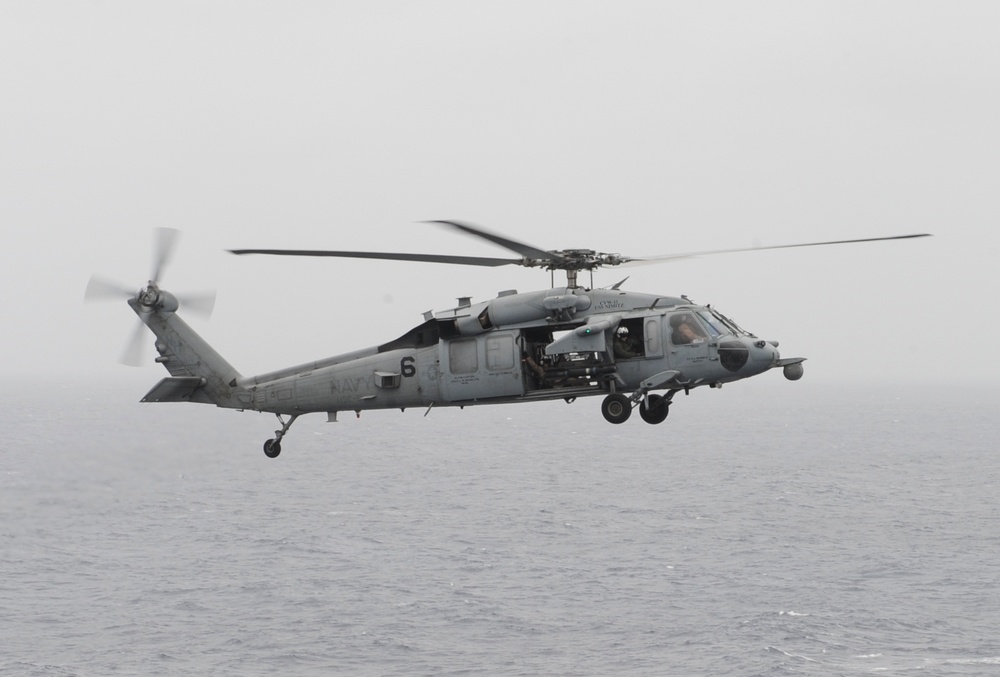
left=263, top=413, right=299, bottom=458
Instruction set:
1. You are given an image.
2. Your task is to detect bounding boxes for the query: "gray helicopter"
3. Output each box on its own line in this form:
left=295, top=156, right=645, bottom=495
left=86, top=221, right=929, bottom=458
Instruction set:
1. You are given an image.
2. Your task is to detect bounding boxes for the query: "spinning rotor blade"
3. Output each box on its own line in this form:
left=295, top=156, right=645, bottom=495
left=86, top=228, right=184, bottom=303
left=229, top=223, right=931, bottom=283
left=229, top=221, right=571, bottom=269
left=85, top=227, right=216, bottom=367
left=628, top=233, right=932, bottom=265
left=150, top=227, right=180, bottom=284
left=228, top=248, right=521, bottom=268
left=426, top=220, right=563, bottom=263
left=84, top=275, right=135, bottom=302
left=175, top=290, right=217, bottom=318
left=120, top=319, right=148, bottom=367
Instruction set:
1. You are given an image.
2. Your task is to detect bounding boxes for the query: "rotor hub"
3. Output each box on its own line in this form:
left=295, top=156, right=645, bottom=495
left=138, top=285, right=161, bottom=308
left=544, top=250, right=627, bottom=272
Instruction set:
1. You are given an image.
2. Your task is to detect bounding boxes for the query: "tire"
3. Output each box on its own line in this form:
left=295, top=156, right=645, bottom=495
left=263, top=439, right=282, bottom=458
left=601, top=393, right=632, bottom=424
left=639, top=394, right=670, bottom=424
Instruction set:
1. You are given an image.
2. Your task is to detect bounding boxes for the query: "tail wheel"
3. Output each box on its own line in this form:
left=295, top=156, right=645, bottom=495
left=601, top=393, right=632, bottom=424
left=263, top=439, right=282, bottom=458
left=639, top=394, right=670, bottom=424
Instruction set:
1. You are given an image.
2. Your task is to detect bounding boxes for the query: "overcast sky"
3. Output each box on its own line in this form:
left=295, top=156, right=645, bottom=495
left=2, top=1, right=997, bottom=387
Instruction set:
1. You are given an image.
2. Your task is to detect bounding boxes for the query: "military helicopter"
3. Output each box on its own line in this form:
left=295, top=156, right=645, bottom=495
left=85, top=221, right=929, bottom=458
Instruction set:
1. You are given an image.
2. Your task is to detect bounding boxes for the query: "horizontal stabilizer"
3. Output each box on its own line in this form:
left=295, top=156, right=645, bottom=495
left=141, top=377, right=206, bottom=403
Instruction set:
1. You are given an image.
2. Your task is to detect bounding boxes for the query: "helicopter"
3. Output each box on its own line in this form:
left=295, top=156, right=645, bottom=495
left=85, top=221, right=930, bottom=458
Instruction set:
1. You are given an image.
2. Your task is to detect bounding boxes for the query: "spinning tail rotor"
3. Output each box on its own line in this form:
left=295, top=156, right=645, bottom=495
left=84, top=228, right=216, bottom=366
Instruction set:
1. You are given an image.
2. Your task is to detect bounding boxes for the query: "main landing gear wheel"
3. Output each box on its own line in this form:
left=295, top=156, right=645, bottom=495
left=601, top=393, right=632, bottom=424
left=263, top=439, right=282, bottom=458
left=639, top=394, right=670, bottom=425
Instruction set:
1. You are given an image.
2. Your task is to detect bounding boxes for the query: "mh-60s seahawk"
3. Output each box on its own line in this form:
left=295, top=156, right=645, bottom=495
left=86, top=221, right=929, bottom=458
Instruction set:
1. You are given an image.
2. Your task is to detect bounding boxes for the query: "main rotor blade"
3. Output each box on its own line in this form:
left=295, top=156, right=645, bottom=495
left=151, top=227, right=180, bottom=284
left=628, top=233, right=932, bottom=265
left=228, top=248, right=521, bottom=268
left=426, top=220, right=565, bottom=264
left=84, top=275, right=135, bottom=302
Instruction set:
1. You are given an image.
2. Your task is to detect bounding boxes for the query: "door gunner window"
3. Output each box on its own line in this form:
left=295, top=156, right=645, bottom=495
left=613, top=318, right=645, bottom=359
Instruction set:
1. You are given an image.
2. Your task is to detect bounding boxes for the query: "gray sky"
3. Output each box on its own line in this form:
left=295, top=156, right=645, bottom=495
left=2, top=1, right=997, bottom=385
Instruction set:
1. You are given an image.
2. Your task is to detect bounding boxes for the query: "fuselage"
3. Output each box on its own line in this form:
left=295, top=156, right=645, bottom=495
left=232, top=287, right=782, bottom=417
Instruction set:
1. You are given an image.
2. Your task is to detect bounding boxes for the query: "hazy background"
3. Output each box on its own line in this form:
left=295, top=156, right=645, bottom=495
left=2, top=1, right=996, bottom=386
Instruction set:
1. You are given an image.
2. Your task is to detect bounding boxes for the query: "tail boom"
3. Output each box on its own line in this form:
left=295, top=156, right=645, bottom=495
left=129, top=296, right=244, bottom=409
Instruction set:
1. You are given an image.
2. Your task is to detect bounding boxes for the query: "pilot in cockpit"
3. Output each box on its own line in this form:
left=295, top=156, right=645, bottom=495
left=671, top=316, right=706, bottom=345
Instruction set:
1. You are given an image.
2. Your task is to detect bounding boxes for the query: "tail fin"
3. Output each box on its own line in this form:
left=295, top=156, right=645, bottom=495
left=129, top=293, right=245, bottom=408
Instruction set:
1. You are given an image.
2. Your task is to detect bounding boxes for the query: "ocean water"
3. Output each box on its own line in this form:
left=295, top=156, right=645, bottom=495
left=2, top=377, right=999, bottom=676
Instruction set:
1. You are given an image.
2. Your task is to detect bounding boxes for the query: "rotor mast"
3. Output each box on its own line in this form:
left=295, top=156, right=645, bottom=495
left=542, top=249, right=627, bottom=289
left=548, top=250, right=594, bottom=289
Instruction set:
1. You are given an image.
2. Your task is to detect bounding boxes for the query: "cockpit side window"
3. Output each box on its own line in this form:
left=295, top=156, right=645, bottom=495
left=669, top=313, right=708, bottom=345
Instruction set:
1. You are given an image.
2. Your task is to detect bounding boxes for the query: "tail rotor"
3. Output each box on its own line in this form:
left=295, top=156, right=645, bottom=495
left=85, top=228, right=216, bottom=366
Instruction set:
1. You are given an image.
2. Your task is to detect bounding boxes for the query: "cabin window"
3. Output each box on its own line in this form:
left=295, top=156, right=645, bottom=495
left=644, top=317, right=661, bottom=355
left=449, top=339, right=478, bottom=374
left=485, top=335, right=515, bottom=371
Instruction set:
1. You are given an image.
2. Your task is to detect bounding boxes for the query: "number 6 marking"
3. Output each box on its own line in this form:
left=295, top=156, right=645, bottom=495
left=400, top=356, right=416, bottom=377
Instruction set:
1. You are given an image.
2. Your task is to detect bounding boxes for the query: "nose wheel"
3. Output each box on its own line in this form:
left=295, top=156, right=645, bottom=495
left=263, top=413, right=299, bottom=458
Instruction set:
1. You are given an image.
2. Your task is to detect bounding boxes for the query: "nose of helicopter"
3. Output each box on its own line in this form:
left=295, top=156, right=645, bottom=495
left=717, top=336, right=780, bottom=376
left=755, top=338, right=806, bottom=380
left=749, top=338, right=780, bottom=373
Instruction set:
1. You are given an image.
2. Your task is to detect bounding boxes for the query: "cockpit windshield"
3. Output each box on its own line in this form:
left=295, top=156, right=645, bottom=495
left=697, top=310, right=725, bottom=338
left=706, top=307, right=755, bottom=338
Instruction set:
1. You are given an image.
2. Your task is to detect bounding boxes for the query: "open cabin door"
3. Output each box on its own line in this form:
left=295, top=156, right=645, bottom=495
left=603, top=315, right=665, bottom=362
left=440, top=331, right=524, bottom=402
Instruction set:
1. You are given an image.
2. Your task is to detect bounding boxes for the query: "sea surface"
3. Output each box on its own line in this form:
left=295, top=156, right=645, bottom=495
left=2, top=377, right=999, bottom=676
